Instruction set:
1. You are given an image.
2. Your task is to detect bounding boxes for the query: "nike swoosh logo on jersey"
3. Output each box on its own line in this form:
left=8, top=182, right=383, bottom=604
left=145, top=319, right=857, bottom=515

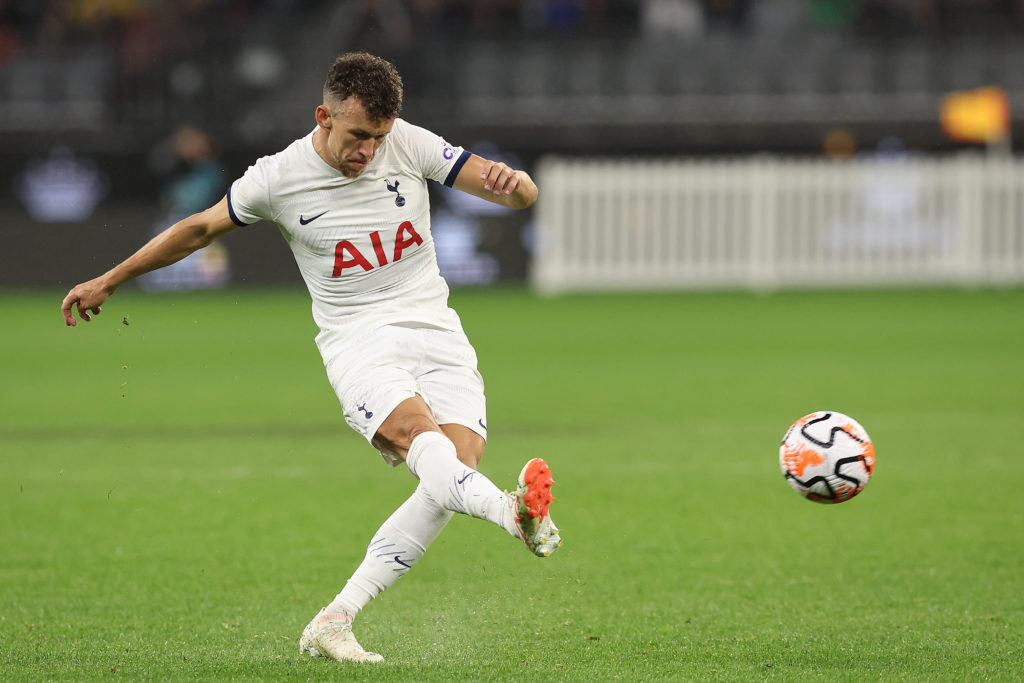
left=299, top=211, right=328, bottom=225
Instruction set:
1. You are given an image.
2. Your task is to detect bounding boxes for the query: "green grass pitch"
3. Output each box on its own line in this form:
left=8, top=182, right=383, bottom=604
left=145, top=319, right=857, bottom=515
left=2, top=287, right=1022, bottom=680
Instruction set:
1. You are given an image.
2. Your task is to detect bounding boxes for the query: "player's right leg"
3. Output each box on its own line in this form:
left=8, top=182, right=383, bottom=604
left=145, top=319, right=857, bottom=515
left=375, top=398, right=521, bottom=536
left=436, top=423, right=561, bottom=556
left=412, top=328, right=562, bottom=558
left=514, top=458, right=562, bottom=557
left=379, top=407, right=562, bottom=558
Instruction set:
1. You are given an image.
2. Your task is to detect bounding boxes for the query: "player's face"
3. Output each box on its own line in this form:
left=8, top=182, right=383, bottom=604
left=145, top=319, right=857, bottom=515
left=320, top=97, right=394, bottom=178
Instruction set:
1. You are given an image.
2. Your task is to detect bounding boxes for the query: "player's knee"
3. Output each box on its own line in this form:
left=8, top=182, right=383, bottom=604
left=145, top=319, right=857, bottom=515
left=376, top=400, right=442, bottom=453
left=405, top=420, right=442, bottom=444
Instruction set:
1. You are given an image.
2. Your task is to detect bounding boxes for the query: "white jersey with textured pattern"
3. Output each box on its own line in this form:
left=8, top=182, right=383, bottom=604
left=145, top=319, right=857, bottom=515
left=227, top=119, right=471, bottom=346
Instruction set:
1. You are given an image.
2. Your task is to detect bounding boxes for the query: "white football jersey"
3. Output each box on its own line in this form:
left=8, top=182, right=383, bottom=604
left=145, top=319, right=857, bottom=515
left=227, top=119, right=471, bottom=349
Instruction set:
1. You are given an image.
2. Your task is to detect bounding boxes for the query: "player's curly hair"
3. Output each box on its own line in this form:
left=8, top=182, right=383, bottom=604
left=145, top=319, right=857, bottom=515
left=323, top=52, right=403, bottom=121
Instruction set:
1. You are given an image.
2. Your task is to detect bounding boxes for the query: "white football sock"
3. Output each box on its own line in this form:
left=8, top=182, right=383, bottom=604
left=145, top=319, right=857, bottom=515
left=405, top=431, right=519, bottom=537
left=326, top=483, right=453, bottom=617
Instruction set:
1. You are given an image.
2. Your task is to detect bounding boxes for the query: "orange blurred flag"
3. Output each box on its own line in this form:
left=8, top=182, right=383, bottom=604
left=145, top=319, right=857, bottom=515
left=941, top=86, right=1010, bottom=143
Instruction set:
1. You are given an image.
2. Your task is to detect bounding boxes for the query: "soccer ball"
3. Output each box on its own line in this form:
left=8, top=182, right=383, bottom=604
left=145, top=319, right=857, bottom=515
left=779, top=411, right=875, bottom=504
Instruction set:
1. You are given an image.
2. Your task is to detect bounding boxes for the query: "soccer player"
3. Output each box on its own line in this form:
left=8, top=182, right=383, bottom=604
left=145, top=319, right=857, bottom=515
left=60, top=52, right=561, bottom=664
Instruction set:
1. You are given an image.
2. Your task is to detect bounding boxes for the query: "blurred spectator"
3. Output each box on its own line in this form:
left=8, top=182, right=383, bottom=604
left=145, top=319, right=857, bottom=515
left=0, top=14, right=17, bottom=65
left=854, top=0, right=913, bottom=37
left=908, top=0, right=941, bottom=32
left=66, top=0, right=143, bottom=29
left=406, top=0, right=457, bottom=36
left=822, top=128, right=858, bottom=160
left=701, top=0, right=752, bottom=32
left=642, top=0, right=703, bottom=39
left=823, top=136, right=954, bottom=255
left=751, top=0, right=806, bottom=35
left=141, top=125, right=230, bottom=290
left=157, top=125, right=226, bottom=216
left=350, top=0, right=412, bottom=55
left=943, top=0, right=1024, bottom=34
left=806, top=0, right=860, bottom=29
left=469, top=0, right=525, bottom=34
left=542, top=0, right=585, bottom=33
left=0, top=0, right=49, bottom=62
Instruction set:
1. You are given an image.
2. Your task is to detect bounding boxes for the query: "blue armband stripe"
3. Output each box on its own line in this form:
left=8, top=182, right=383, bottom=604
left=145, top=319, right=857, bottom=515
left=226, top=185, right=249, bottom=227
left=443, top=150, right=471, bottom=188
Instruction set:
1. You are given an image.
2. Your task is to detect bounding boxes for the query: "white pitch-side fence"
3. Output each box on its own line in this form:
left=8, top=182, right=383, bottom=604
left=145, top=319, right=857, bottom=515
left=532, top=156, right=1024, bottom=293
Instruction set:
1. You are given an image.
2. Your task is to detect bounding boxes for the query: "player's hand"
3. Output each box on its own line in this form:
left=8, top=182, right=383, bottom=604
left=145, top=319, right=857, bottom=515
left=61, top=277, right=115, bottom=326
left=480, top=161, right=520, bottom=196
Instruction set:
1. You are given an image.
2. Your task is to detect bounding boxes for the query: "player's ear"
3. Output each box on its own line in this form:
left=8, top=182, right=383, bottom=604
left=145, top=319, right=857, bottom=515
left=315, top=104, right=332, bottom=130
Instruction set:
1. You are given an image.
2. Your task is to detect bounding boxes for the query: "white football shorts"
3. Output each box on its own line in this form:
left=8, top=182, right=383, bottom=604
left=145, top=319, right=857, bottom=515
left=320, top=324, right=488, bottom=466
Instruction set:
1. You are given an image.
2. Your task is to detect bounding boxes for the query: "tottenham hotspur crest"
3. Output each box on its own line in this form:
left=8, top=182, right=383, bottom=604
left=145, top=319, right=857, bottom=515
left=385, top=179, right=405, bottom=207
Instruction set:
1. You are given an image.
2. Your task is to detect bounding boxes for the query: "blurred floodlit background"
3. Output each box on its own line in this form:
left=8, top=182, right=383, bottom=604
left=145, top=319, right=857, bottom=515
left=2, top=0, right=1023, bottom=292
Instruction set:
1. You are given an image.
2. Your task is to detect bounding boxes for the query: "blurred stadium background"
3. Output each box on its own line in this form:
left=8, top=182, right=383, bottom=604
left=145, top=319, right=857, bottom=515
left=4, top=0, right=1024, bottom=293
left=5, top=4, right=1024, bottom=678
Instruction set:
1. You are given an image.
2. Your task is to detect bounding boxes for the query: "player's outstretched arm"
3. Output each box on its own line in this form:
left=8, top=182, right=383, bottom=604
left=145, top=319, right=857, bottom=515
left=451, top=154, right=538, bottom=210
left=61, top=196, right=240, bottom=326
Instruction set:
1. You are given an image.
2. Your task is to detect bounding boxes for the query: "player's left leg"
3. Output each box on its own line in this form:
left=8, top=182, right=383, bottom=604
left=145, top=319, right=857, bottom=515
left=303, top=328, right=448, bottom=663
left=311, top=423, right=480, bottom=623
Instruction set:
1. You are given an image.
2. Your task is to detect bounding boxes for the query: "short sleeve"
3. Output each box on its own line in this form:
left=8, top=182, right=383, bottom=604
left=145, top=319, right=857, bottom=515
left=399, top=120, right=471, bottom=187
left=227, top=156, right=273, bottom=226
